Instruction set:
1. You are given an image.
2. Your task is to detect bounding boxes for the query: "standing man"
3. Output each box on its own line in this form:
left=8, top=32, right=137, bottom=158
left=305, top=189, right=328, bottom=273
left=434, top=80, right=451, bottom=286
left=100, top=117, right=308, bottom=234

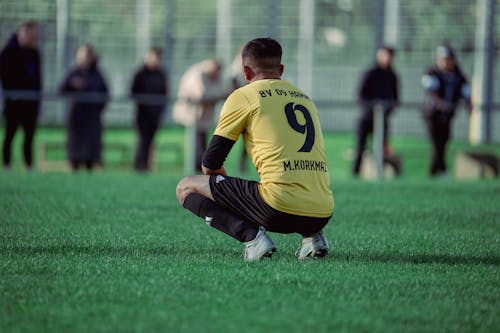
left=353, top=46, right=399, bottom=177
left=131, top=47, right=169, bottom=172
left=421, top=45, right=471, bottom=177
left=0, top=21, right=42, bottom=171
left=176, top=38, right=334, bottom=261
left=173, top=59, right=229, bottom=173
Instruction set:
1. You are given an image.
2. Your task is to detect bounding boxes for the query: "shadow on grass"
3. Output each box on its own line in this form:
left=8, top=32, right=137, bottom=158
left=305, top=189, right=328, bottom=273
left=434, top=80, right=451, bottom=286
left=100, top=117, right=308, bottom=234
left=3, top=245, right=499, bottom=266
left=333, top=251, right=500, bottom=266
left=1, top=244, right=210, bottom=258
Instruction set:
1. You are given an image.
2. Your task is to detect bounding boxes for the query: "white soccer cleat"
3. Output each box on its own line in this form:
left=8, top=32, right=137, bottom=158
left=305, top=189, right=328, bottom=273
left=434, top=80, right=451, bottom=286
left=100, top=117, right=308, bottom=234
left=243, top=227, right=276, bottom=261
left=296, top=231, right=329, bottom=259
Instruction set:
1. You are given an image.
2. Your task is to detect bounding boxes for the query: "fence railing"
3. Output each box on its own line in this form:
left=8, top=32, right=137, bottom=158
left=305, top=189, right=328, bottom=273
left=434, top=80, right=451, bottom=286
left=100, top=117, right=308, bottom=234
left=1, top=89, right=499, bottom=143
left=4, top=90, right=500, bottom=110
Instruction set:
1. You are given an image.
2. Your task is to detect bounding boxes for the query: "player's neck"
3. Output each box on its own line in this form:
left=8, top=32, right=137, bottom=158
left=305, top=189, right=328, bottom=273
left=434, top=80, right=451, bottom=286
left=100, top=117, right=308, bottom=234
left=249, top=72, right=281, bottom=82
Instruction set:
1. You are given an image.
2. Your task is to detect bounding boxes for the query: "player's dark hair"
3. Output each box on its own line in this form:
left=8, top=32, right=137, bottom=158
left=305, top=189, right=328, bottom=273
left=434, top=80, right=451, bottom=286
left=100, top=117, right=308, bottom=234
left=242, top=38, right=282, bottom=70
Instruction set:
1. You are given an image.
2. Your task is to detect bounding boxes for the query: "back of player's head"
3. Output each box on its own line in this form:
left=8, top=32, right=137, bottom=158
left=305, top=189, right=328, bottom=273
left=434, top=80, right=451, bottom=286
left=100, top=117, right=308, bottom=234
left=242, top=38, right=282, bottom=70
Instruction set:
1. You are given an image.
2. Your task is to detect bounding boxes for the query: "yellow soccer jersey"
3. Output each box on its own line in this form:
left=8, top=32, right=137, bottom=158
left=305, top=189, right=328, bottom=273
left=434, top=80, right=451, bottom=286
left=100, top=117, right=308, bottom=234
left=214, top=79, right=334, bottom=218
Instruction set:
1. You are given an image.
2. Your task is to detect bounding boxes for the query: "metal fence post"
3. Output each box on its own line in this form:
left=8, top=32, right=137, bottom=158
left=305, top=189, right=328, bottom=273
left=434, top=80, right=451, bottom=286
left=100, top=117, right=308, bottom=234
left=164, top=0, right=175, bottom=73
left=374, top=0, right=385, bottom=51
left=216, top=0, right=232, bottom=67
left=136, top=0, right=151, bottom=62
left=384, top=0, right=399, bottom=46
left=56, top=0, right=70, bottom=80
left=298, top=0, right=315, bottom=96
left=56, top=0, right=71, bottom=125
left=470, top=0, right=495, bottom=144
left=267, top=0, right=279, bottom=38
left=184, top=119, right=197, bottom=176
left=373, top=102, right=385, bottom=179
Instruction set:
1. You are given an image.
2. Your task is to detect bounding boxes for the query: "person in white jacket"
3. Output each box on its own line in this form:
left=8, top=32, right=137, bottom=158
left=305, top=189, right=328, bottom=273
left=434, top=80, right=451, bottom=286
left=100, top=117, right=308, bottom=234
left=173, top=59, right=230, bottom=173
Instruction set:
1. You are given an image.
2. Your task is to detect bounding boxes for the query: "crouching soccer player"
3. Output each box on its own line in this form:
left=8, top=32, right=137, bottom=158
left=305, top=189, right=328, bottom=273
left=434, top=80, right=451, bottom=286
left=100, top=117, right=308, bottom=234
left=176, top=38, right=334, bottom=261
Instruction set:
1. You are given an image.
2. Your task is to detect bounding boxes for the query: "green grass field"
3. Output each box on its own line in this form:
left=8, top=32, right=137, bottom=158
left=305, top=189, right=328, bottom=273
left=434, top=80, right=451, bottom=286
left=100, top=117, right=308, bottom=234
left=1, top=128, right=500, bottom=332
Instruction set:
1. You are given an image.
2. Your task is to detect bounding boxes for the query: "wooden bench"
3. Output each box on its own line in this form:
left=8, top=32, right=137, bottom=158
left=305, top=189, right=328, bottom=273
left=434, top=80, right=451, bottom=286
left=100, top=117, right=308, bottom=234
left=360, top=152, right=403, bottom=180
left=455, top=151, right=499, bottom=180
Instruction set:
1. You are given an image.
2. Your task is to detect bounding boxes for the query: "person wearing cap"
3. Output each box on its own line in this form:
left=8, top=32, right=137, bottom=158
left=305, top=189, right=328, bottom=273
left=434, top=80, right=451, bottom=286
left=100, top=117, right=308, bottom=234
left=421, top=45, right=472, bottom=178
left=353, top=46, right=400, bottom=176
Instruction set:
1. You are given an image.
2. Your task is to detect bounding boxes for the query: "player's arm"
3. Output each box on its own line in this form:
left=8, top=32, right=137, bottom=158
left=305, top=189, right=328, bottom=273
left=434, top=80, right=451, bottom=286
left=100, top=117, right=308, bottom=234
left=202, top=89, right=248, bottom=175
left=201, top=135, right=236, bottom=176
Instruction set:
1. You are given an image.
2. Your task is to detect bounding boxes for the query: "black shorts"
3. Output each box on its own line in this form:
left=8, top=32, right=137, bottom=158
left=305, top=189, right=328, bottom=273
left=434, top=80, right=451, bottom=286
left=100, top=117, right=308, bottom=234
left=209, top=175, right=330, bottom=237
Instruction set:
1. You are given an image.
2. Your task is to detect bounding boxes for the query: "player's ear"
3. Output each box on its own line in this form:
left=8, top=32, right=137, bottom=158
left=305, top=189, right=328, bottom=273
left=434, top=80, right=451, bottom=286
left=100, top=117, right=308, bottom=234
left=279, top=64, right=284, bottom=76
left=243, top=65, right=253, bottom=82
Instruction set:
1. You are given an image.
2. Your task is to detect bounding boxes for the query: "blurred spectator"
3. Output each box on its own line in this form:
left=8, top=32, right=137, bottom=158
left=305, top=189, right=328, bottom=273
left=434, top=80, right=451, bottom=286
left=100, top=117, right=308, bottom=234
left=173, top=59, right=229, bottom=173
left=353, top=46, right=399, bottom=176
left=229, top=47, right=245, bottom=90
left=227, top=47, right=249, bottom=173
left=421, top=45, right=471, bottom=178
left=0, top=20, right=42, bottom=171
left=59, top=44, right=109, bottom=171
left=130, top=47, right=169, bottom=172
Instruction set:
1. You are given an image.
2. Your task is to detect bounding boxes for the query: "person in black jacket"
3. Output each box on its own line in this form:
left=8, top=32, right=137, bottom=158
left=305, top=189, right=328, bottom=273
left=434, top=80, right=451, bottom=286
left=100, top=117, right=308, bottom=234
left=0, top=21, right=42, bottom=171
left=353, top=46, right=399, bottom=176
left=421, top=45, right=471, bottom=177
left=130, top=47, right=169, bottom=171
left=59, top=44, right=109, bottom=171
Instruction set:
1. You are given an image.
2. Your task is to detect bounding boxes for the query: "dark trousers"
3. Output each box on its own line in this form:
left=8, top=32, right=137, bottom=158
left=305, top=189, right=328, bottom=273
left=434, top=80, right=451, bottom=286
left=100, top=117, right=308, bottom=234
left=424, top=111, right=452, bottom=176
left=353, top=108, right=390, bottom=175
left=2, top=102, right=38, bottom=168
left=66, top=108, right=103, bottom=172
left=183, top=175, right=330, bottom=243
left=134, top=110, right=160, bottom=171
left=70, top=159, right=94, bottom=171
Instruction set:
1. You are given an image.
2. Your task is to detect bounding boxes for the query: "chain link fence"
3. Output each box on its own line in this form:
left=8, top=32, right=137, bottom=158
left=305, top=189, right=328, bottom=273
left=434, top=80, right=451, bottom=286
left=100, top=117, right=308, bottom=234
left=0, top=0, right=499, bottom=141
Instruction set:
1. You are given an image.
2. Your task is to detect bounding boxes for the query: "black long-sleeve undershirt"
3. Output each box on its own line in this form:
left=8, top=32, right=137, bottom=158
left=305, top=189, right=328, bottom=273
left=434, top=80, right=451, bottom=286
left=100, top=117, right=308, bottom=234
left=202, top=135, right=236, bottom=170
